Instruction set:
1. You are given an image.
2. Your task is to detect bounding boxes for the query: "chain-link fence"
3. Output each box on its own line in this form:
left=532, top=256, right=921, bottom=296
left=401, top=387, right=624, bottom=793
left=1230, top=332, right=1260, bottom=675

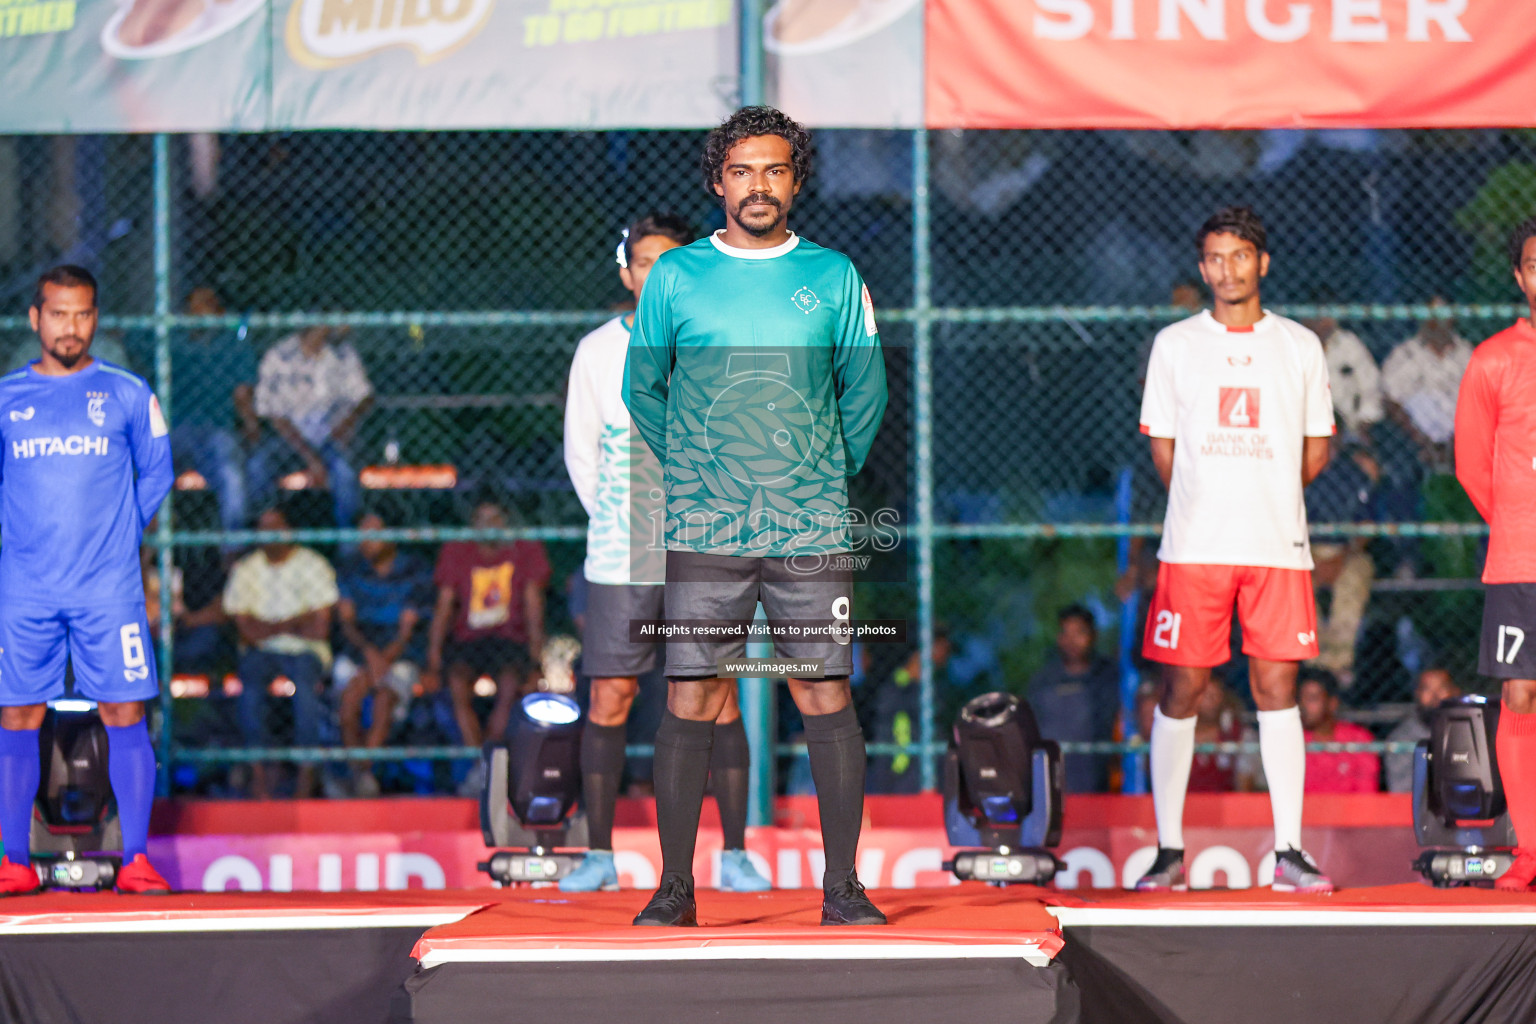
left=2, top=127, right=1532, bottom=798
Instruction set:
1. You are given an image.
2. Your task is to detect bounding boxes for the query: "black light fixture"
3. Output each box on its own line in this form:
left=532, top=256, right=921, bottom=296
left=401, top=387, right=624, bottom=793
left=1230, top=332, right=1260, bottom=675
left=943, top=692, right=1064, bottom=885
left=32, top=699, right=123, bottom=890
left=1413, top=695, right=1518, bottom=886
left=479, top=693, right=590, bottom=885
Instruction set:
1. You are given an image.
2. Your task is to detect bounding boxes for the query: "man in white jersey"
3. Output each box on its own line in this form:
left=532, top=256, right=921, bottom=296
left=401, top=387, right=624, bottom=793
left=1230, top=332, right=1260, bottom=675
left=1135, top=206, right=1336, bottom=893
left=560, top=213, right=770, bottom=894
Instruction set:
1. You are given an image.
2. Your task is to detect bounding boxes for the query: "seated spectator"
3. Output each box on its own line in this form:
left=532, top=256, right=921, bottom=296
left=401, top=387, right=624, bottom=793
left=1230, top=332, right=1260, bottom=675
left=1381, top=297, right=1473, bottom=472
left=1307, top=307, right=1384, bottom=444
left=1384, top=666, right=1463, bottom=793
left=335, top=512, right=434, bottom=797
left=868, top=630, right=951, bottom=794
left=426, top=500, right=550, bottom=749
left=1028, top=605, right=1118, bottom=793
left=170, top=286, right=260, bottom=534
left=143, top=542, right=230, bottom=672
left=250, top=324, right=372, bottom=527
left=1298, top=668, right=1380, bottom=794
left=1188, top=677, right=1248, bottom=792
left=223, top=505, right=339, bottom=798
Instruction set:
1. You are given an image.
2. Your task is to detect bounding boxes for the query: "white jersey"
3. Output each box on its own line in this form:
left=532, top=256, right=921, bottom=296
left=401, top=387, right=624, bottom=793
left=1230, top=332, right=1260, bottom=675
left=1140, top=310, right=1335, bottom=570
left=563, top=316, right=665, bottom=586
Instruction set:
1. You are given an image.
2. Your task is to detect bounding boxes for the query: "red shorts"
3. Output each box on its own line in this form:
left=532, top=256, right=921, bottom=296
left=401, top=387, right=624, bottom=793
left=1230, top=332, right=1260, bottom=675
left=1142, top=562, right=1318, bottom=667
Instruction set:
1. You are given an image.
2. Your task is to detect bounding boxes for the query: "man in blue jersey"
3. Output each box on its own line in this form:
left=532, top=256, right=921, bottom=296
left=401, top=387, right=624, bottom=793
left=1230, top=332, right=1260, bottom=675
left=0, top=266, right=174, bottom=895
left=625, top=108, right=888, bottom=926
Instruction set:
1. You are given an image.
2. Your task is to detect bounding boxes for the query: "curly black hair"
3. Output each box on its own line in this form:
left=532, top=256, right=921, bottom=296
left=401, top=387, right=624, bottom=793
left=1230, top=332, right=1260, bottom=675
left=700, top=106, right=813, bottom=197
left=1508, top=215, right=1536, bottom=270
left=1196, top=205, right=1267, bottom=256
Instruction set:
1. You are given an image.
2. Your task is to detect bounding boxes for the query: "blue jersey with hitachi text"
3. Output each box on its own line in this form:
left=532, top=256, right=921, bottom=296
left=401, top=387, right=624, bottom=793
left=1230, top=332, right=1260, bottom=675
left=0, top=360, right=174, bottom=608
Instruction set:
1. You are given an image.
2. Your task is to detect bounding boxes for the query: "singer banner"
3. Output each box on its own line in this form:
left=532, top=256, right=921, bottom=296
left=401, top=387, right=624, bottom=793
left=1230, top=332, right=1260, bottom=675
left=927, top=0, right=1536, bottom=129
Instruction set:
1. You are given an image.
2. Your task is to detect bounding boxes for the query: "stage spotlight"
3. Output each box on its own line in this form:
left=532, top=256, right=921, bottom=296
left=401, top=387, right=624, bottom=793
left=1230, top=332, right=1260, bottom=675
left=31, top=699, right=123, bottom=890
left=943, top=692, right=1064, bottom=885
left=1412, top=695, right=1518, bottom=887
left=478, top=692, right=590, bottom=885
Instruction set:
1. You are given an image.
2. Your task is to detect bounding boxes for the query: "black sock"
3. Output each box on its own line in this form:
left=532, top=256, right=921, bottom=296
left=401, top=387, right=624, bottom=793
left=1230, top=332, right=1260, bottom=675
left=653, top=712, right=715, bottom=883
left=579, top=721, right=627, bottom=852
left=803, top=705, right=866, bottom=887
left=709, top=717, right=751, bottom=851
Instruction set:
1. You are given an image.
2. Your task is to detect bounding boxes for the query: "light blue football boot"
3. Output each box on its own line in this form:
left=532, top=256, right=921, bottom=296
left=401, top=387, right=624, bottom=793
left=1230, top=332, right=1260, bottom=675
left=719, top=849, right=772, bottom=892
left=559, top=850, right=619, bottom=892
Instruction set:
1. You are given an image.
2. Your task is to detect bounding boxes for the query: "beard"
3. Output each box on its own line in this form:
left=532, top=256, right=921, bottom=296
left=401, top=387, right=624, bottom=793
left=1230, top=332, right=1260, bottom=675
left=735, top=194, right=785, bottom=237
left=48, top=336, right=87, bottom=368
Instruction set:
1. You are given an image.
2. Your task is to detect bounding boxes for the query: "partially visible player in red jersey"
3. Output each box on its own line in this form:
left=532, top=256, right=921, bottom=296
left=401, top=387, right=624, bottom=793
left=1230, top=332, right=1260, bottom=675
left=1134, top=207, right=1336, bottom=893
left=1454, top=215, right=1536, bottom=892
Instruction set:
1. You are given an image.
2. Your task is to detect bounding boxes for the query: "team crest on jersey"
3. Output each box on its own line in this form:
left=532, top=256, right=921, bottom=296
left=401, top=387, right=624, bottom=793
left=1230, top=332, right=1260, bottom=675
left=86, top=391, right=107, bottom=427
left=791, top=287, right=820, bottom=314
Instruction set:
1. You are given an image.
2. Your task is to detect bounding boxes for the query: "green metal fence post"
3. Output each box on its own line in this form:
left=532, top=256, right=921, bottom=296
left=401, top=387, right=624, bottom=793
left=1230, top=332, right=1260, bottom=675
left=152, top=133, right=176, bottom=797
left=913, top=127, right=936, bottom=791
left=737, top=0, right=774, bottom=825
left=739, top=0, right=765, bottom=107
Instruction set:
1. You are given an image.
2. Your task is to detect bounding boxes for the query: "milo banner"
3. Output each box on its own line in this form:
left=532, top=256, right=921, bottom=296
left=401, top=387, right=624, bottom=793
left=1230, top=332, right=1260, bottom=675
left=0, top=0, right=922, bottom=131
left=274, top=0, right=737, bottom=129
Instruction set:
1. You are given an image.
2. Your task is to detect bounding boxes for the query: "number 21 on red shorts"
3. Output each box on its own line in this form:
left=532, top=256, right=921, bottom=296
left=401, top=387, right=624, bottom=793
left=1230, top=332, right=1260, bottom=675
left=1142, top=562, right=1319, bottom=667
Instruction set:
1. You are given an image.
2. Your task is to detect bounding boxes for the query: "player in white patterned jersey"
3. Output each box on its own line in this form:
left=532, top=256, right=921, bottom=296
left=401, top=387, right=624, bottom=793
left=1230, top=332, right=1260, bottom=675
left=1134, top=207, right=1337, bottom=894
left=560, top=214, right=769, bottom=894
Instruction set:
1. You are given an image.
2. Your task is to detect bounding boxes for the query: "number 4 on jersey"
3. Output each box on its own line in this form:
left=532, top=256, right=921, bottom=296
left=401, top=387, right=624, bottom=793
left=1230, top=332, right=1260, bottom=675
left=1153, top=611, right=1181, bottom=649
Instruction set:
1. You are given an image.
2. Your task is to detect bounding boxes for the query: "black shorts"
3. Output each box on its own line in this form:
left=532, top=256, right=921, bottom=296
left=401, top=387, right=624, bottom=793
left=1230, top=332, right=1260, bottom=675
left=444, top=637, right=531, bottom=681
left=582, top=580, right=664, bottom=678
left=662, top=549, right=853, bottom=680
left=1479, top=583, right=1536, bottom=680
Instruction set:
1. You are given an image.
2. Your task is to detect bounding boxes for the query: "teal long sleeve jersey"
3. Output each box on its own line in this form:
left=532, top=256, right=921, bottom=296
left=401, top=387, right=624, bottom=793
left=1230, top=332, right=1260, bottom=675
left=622, top=231, right=888, bottom=557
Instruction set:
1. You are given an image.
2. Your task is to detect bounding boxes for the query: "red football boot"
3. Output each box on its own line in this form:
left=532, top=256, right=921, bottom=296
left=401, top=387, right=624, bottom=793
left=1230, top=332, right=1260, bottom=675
left=1496, top=848, right=1536, bottom=892
left=115, top=854, right=172, bottom=894
left=0, top=858, right=41, bottom=897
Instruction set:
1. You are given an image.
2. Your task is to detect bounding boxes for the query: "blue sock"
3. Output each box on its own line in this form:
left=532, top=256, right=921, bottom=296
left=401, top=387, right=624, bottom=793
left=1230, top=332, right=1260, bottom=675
left=106, top=721, right=156, bottom=860
left=0, top=727, right=40, bottom=866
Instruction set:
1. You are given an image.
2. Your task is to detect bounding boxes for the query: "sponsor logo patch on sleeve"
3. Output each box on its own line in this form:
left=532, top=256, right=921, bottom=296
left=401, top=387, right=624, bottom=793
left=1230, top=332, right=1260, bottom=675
left=148, top=394, right=169, bottom=438
left=861, top=284, right=877, bottom=337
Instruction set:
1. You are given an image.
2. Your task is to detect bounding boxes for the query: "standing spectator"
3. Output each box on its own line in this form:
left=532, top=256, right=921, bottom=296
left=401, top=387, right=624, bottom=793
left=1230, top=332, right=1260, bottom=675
left=1028, top=605, right=1119, bottom=793
left=170, top=286, right=260, bottom=534
left=1297, top=668, right=1380, bottom=793
left=1384, top=666, right=1462, bottom=793
left=1381, top=297, right=1473, bottom=471
left=335, top=512, right=434, bottom=797
left=1304, top=438, right=1380, bottom=685
left=868, top=630, right=951, bottom=794
left=224, top=505, right=339, bottom=798
left=426, top=500, right=550, bottom=748
left=251, top=324, right=372, bottom=526
left=1307, top=309, right=1384, bottom=442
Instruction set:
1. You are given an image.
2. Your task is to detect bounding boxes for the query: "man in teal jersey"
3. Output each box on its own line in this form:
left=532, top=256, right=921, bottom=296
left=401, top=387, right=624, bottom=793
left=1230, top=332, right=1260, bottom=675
left=624, top=107, right=888, bottom=927
left=560, top=213, right=770, bottom=895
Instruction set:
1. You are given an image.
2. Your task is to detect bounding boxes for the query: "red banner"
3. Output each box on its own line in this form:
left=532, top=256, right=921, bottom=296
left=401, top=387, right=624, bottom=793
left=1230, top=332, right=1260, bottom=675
left=146, top=794, right=1423, bottom=892
left=927, top=0, right=1536, bottom=128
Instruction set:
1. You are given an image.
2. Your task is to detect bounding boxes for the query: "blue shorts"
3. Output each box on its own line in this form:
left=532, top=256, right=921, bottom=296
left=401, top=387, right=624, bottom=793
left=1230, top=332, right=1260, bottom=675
left=0, top=603, right=159, bottom=706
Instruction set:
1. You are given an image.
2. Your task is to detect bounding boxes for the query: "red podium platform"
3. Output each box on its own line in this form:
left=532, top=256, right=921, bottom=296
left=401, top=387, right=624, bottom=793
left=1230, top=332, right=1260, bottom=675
left=399, top=888, right=1073, bottom=1024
